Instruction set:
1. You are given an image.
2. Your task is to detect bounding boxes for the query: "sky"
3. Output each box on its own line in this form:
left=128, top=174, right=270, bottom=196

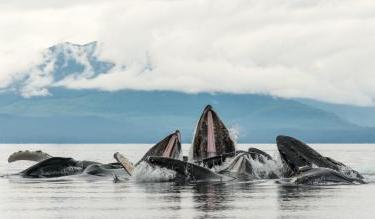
left=1, top=0, right=375, bottom=105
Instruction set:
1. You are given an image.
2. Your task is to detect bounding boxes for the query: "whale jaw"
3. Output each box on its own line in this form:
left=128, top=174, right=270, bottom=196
left=276, top=135, right=364, bottom=180
left=192, top=105, right=236, bottom=163
left=136, top=130, right=182, bottom=165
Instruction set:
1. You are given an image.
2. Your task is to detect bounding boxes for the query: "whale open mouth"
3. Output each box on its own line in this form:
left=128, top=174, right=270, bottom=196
left=276, top=135, right=364, bottom=180
left=276, top=135, right=312, bottom=174
left=136, top=130, right=182, bottom=165
left=162, top=130, right=181, bottom=158
left=191, top=105, right=236, bottom=166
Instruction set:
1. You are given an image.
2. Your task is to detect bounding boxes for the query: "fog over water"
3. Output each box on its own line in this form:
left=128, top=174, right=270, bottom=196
left=1, top=143, right=375, bottom=219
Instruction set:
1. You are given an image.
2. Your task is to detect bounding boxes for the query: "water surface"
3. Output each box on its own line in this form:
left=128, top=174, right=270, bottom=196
left=0, top=144, right=374, bottom=219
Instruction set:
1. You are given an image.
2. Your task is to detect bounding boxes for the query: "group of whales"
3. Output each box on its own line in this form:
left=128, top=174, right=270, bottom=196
left=6, top=105, right=366, bottom=185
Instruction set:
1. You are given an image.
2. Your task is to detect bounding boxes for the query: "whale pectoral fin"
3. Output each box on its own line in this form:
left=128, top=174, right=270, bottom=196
left=114, top=152, right=135, bottom=176
left=8, top=150, right=53, bottom=163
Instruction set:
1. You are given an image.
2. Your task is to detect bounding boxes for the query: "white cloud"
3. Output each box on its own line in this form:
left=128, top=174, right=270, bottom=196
left=1, top=0, right=375, bottom=105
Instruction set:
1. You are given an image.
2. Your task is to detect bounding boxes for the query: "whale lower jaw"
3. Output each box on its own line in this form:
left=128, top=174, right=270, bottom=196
left=277, top=168, right=366, bottom=185
left=146, top=156, right=235, bottom=182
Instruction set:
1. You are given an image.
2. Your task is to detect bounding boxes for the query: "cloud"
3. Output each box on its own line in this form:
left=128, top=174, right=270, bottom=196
left=1, top=0, right=375, bottom=105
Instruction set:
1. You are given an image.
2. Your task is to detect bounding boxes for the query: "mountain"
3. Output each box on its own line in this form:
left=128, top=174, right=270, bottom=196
left=0, top=89, right=374, bottom=143
left=299, top=99, right=375, bottom=127
left=0, top=42, right=374, bottom=143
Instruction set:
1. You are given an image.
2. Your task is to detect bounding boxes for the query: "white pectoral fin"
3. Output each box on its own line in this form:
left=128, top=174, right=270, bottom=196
left=8, top=150, right=52, bottom=163
left=114, top=152, right=135, bottom=176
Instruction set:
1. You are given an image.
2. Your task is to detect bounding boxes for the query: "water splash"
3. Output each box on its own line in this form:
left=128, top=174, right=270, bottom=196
left=248, top=155, right=283, bottom=179
left=228, top=125, right=240, bottom=145
left=338, top=166, right=356, bottom=177
left=217, top=153, right=283, bottom=179
left=211, top=157, right=235, bottom=172
left=132, top=162, right=176, bottom=182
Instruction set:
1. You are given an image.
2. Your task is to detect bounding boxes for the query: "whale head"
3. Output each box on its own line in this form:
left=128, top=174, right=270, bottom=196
left=137, top=130, right=182, bottom=165
left=191, top=105, right=236, bottom=162
left=276, top=135, right=316, bottom=175
left=276, top=135, right=364, bottom=180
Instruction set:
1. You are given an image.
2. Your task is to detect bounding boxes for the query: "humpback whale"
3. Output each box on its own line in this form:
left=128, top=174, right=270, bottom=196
left=20, top=157, right=99, bottom=178
left=13, top=131, right=182, bottom=178
left=276, top=135, right=365, bottom=184
left=192, top=105, right=236, bottom=167
left=114, top=130, right=182, bottom=176
left=10, top=150, right=124, bottom=178
left=144, top=106, right=240, bottom=182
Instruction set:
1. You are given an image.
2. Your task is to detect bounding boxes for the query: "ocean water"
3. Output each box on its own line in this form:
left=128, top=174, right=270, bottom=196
left=0, top=143, right=375, bottom=219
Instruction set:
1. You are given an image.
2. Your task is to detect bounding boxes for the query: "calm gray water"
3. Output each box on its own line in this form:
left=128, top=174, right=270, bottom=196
left=1, top=144, right=375, bottom=219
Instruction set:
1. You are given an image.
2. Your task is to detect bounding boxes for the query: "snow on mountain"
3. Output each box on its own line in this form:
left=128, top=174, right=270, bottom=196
left=8, top=42, right=114, bottom=97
